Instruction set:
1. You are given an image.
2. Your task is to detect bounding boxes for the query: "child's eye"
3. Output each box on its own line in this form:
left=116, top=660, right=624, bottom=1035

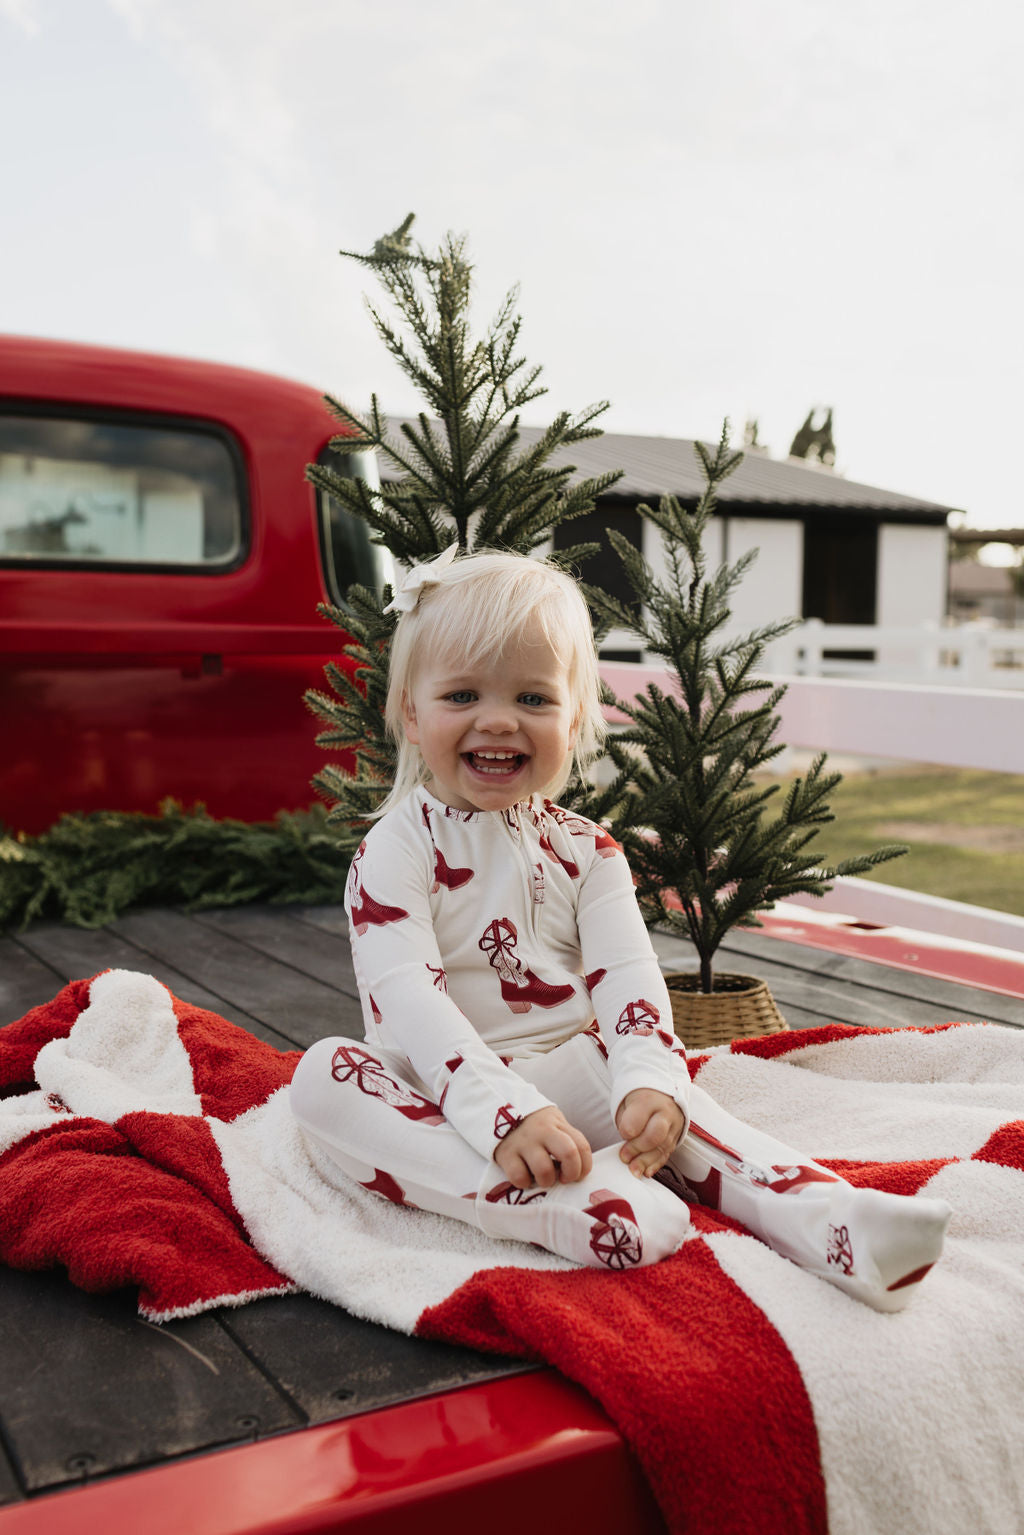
left=519, top=692, right=549, bottom=708
left=446, top=690, right=476, bottom=704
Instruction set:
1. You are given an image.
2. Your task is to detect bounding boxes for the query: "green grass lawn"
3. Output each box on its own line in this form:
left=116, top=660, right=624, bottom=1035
left=756, top=766, right=1024, bottom=918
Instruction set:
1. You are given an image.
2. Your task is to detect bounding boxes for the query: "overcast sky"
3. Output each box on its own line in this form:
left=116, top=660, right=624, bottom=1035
left=3, top=0, right=1021, bottom=530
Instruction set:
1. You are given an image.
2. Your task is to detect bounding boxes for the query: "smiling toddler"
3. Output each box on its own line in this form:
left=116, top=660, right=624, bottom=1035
left=290, top=547, right=950, bottom=1306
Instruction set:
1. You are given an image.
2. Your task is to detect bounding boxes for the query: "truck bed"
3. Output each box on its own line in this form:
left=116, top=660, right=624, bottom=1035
left=2, top=903, right=1021, bottom=1530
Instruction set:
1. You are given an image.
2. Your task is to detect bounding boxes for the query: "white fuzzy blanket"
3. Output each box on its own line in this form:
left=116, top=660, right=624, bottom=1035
left=2, top=970, right=1022, bottom=1535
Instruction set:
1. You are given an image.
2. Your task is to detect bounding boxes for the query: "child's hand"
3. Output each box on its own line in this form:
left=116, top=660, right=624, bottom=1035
left=494, top=1106, right=593, bottom=1190
left=616, top=1089, right=685, bottom=1179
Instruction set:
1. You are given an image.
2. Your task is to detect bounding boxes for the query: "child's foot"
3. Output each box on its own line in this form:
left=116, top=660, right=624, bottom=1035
left=810, top=1184, right=952, bottom=1312
left=734, top=1176, right=952, bottom=1312
left=671, top=1130, right=951, bottom=1310
left=476, top=1145, right=691, bottom=1269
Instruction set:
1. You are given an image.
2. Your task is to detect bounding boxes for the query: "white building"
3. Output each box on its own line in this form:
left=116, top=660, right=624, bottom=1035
left=383, top=419, right=954, bottom=665
left=541, top=429, right=952, bottom=659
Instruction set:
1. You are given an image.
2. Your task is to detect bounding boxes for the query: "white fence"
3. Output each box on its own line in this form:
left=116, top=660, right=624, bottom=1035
left=598, top=662, right=1024, bottom=954
left=764, top=620, right=1024, bottom=690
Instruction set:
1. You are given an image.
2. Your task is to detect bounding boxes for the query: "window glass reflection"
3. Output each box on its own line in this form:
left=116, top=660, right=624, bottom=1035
left=0, top=414, right=243, bottom=566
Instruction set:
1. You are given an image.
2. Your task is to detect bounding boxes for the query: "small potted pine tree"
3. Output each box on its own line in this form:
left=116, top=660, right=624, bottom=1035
left=582, top=427, right=907, bottom=1047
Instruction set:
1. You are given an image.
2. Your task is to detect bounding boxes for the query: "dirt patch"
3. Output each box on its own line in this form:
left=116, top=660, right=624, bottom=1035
left=876, top=821, right=1024, bottom=853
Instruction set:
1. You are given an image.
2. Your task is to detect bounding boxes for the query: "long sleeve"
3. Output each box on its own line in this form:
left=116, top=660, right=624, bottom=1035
left=573, top=838, right=691, bottom=1131
left=345, top=826, right=554, bottom=1161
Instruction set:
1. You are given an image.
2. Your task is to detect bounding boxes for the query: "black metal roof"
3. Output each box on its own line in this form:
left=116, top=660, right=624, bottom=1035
left=384, top=418, right=953, bottom=522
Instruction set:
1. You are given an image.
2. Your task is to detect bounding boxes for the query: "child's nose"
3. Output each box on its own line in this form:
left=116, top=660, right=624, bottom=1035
left=474, top=699, right=518, bottom=733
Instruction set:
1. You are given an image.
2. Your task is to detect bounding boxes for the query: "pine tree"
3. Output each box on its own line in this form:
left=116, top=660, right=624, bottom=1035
left=305, top=215, right=622, bottom=841
left=582, top=425, right=907, bottom=993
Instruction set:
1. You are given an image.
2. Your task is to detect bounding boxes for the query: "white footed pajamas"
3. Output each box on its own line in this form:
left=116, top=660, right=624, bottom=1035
left=290, top=790, right=950, bottom=1308
left=293, top=1030, right=690, bottom=1269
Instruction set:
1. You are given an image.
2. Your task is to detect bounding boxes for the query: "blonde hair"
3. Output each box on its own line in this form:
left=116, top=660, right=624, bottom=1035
left=375, top=549, right=606, bottom=815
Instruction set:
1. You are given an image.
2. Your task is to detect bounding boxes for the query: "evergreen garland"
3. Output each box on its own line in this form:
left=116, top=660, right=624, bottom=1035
left=581, top=425, right=908, bottom=992
left=0, top=803, right=352, bottom=933
left=305, top=215, right=623, bottom=841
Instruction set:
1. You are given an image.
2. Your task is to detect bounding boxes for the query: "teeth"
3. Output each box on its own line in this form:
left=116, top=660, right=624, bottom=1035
left=468, top=750, right=522, bottom=775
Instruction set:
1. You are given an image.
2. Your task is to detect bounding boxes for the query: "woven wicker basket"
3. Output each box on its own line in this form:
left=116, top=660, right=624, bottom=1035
left=665, top=971, right=788, bottom=1051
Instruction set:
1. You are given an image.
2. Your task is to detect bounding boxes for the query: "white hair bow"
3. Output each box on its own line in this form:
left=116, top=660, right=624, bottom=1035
left=382, top=540, right=460, bottom=615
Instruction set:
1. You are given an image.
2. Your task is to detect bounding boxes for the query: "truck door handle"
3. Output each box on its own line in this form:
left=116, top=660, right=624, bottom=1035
left=180, top=654, right=223, bottom=680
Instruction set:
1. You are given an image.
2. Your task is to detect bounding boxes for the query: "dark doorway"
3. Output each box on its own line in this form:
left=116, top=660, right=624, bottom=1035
left=552, top=500, right=644, bottom=657
left=802, top=514, right=878, bottom=659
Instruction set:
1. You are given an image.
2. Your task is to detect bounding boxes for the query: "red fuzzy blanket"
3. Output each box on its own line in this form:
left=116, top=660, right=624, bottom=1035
left=2, top=970, right=1023, bottom=1535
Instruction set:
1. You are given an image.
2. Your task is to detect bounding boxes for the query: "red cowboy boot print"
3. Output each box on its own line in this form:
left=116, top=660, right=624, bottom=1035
left=764, top=1163, right=842, bottom=1194
left=478, top=917, right=577, bottom=1013
left=827, top=1223, right=855, bottom=1274
left=427, top=963, right=448, bottom=992
left=493, top=1103, right=523, bottom=1140
left=347, top=844, right=410, bottom=936
left=484, top=1181, right=548, bottom=1206
left=330, top=1044, right=445, bottom=1125
left=359, top=1169, right=410, bottom=1205
left=543, top=803, right=620, bottom=858
left=421, top=800, right=474, bottom=891
left=431, top=847, right=475, bottom=893
left=585, top=968, right=607, bottom=992
left=537, top=825, right=580, bottom=881
left=585, top=1189, right=644, bottom=1269
left=616, top=998, right=660, bottom=1036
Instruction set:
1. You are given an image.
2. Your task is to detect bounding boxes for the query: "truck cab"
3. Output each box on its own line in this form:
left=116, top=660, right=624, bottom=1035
left=0, top=337, right=386, bottom=834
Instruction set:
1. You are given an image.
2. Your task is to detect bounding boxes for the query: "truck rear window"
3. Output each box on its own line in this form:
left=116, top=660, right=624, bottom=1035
left=0, top=411, right=244, bottom=568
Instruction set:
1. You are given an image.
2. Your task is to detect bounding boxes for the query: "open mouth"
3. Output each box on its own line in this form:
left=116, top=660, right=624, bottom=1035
left=463, top=750, right=526, bottom=777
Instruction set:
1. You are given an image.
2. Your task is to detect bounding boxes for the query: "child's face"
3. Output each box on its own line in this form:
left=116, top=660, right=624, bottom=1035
left=401, top=621, right=579, bottom=812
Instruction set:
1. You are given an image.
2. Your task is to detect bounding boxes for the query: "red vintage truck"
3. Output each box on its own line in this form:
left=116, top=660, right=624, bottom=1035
left=0, top=337, right=671, bottom=1534
left=0, top=336, right=388, bottom=835
left=4, top=338, right=1024, bottom=1534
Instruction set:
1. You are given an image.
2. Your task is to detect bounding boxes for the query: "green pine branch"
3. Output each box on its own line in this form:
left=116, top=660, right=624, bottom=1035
left=575, top=422, right=907, bottom=992
left=0, top=804, right=352, bottom=933
left=305, top=216, right=624, bottom=836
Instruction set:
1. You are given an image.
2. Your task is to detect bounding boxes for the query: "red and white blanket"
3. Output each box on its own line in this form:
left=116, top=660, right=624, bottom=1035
left=2, top=969, right=1023, bottom=1535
